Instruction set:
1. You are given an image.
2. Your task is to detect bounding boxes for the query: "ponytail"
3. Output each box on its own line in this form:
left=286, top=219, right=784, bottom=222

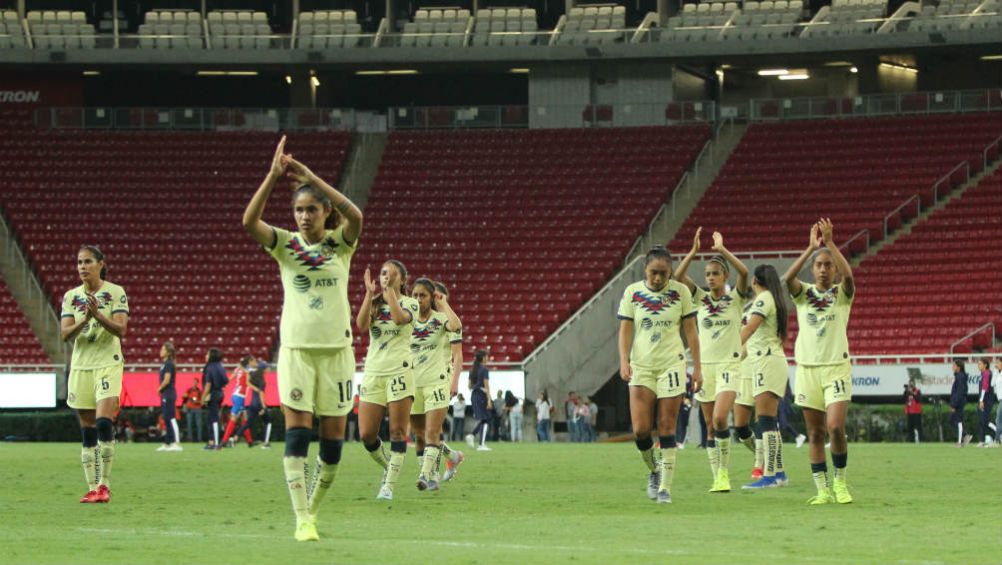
left=754, top=264, right=788, bottom=340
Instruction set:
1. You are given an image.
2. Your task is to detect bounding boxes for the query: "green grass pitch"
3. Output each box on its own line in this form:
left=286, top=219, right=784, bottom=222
left=0, top=442, right=998, bottom=565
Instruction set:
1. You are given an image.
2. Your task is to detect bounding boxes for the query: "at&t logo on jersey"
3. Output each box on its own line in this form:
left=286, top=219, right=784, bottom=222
left=293, top=274, right=312, bottom=293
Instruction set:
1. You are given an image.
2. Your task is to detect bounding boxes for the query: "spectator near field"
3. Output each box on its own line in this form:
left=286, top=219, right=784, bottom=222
left=494, top=389, right=506, bottom=441
left=589, top=397, right=599, bottom=441
left=565, top=391, right=581, bottom=442
left=993, top=359, right=1002, bottom=445
left=156, top=341, right=182, bottom=452
left=575, top=398, right=593, bottom=442
left=976, top=359, right=996, bottom=447
left=949, top=360, right=970, bottom=447
left=535, top=391, right=553, bottom=442
left=451, top=393, right=466, bottom=441
left=201, top=347, right=228, bottom=450
left=182, top=381, right=204, bottom=443
left=904, top=381, right=923, bottom=443
left=505, top=391, right=523, bottom=442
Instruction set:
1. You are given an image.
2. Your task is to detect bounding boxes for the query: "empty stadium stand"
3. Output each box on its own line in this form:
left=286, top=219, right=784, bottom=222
left=349, top=125, right=710, bottom=361
left=557, top=5, right=626, bottom=45
left=401, top=8, right=471, bottom=47
left=296, top=9, right=364, bottom=49
left=0, top=113, right=350, bottom=365
left=471, top=8, right=540, bottom=46
left=0, top=10, right=28, bottom=48
left=669, top=113, right=1002, bottom=253
left=138, top=10, right=203, bottom=49
left=0, top=278, right=50, bottom=365
left=25, top=10, right=97, bottom=48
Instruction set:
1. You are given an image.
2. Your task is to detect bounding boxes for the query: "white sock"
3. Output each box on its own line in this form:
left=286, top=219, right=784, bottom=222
left=385, top=450, right=405, bottom=491
left=213, top=422, right=220, bottom=445
left=658, top=447, right=677, bottom=492
left=307, top=458, right=339, bottom=516
left=264, top=423, right=273, bottom=444
left=480, top=426, right=488, bottom=446
left=81, top=447, right=97, bottom=491
left=170, top=419, right=181, bottom=444
left=97, top=441, right=114, bottom=487
left=283, top=456, right=309, bottom=523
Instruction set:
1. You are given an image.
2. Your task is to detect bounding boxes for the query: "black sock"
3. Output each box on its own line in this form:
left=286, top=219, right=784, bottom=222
left=284, top=427, right=310, bottom=458
left=390, top=440, right=407, bottom=454
left=714, top=429, right=730, bottom=440
left=81, top=427, right=97, bottom=448
left=659, top=435, right=677, bottom=449
left=832, top=452, right=847, bottom=469
left=95, top=418, right=114, bottom=442
left=319, top=438, right=343, bottom=464
left=635, top=436, right=654, bottom=451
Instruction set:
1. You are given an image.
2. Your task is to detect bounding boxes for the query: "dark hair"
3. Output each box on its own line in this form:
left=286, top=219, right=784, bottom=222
left=812, top=249, right=834, bottom=266
left=433, top=281, right=450, bottom=297
left=469, top=349, right=487, bottom=389
left=79, top=245, right=107, bottom=279
left=707, top=255, right=730, bottom=275
left=292, top=184, right=343, bottom=230
left=207, top=347, right=222, bottom=364
left=954, top=359, right=966, bottom=373
left=240, top=355, right=253, bottom=368
left=412, top=277, right=436, bottom=310
left=162, top=341, right=176, bottom=360
left=644, top=245, right=673, bottom=270
left=370, top=260, right=409, bottom=324
left=753, top=264, right=788, bottom=340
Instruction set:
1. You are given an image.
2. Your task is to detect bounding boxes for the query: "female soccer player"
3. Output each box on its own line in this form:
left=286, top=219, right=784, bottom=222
left=783, top=218, right=855, bottom=504
left=433, top=281, right=466, bottom=483
left=220, top=355, right=254, bottom=447
left=465, top=350, right=493, bottom=451
left=200, top=348, right=228, bottom=450
left=674, top=228, right=749, bottom=493
left=60, top=245, right=129, bottom=503
left=739, top=265, right=790, bottom=489
left=243, top=135, right=363, bottom=541
left=408, top=278, right=462, bottom=491
left=618, top=246, right=702, bottom=504
left=156, top=341, right=182, bottom=452
left=357, top=260, right=418, bottom=501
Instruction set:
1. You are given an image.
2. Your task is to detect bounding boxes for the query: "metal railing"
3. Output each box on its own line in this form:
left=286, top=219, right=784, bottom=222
left=388, top=102, right=717, bottom=129
left=983, top=134, right=1002, bottom=172
left=882, top=194, right=921, bottom=240
left=949, top=323, right=997, bottom=354
left=839, top=229, right=870, bottom=256
left=749, top=88, right=1002, bottom=121
left=34, top=107, right=359, bottom=131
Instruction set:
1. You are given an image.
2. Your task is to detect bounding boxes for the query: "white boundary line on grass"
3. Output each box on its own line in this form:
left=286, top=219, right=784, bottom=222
left=74, top=527, right=945, bottom=565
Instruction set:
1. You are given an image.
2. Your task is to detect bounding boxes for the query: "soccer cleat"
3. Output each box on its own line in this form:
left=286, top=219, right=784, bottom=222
left=742, top=476, right=778, bottom=490
left=166, top=443, right=183, bottom=452
left=751, top=467, right=763, bottom=479
left=442, top=451, right=464, bottom=483
left=260, top=443, right=272, bottom=449
left=426, top=480, right=439, bottom=491
left=795, top=434, right=806, bottom=448
left=416, top=474, right=429, bottom=491
left=376, top=486, right=393, bottom=501
left=962, top=434, right=973, bottom=446
left=248, top=441, right=260, bottom=448
left=807, top=489, right=835, bottom=505
left=832, top=479, right=853, bottom=504
left=709, top=469, right=731, bottom=493
left=774, top=471, right=789, bottom=486
left=156, top=444, right=169, bottom=452
left=203, top=444, right=216, bottom=451
left=94, top=485, right=111, bottom=503
left=465, top=434, right=475, bottom=448
left=656, top=490, right=672, bottom=504
left=476, top=444, right=492, bottom=452
left=294, top=520, right=319, bottom=542
left=79, top=490, right=100, bottom=503
left=646, top=472, right=659, bottom=500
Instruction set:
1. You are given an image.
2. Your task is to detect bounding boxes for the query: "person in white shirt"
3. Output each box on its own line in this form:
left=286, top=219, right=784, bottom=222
left=451, top=394, right=466, bottom=441
left=535, top=392, right=553, bottom=442
left=992, top=359, right=1002, bottom=445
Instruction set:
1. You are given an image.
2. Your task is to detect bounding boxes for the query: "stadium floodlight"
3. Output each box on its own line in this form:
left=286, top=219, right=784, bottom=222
left=778, top=73, right=809, bottom=80
left=850, top=66, right=858, bottom=73
left=311, top=76, right=320, bottom=87
left=757, top=68, right=788, bottom=76
left=82, top=70, right=100, bottom=76
left=355, top=69, right=420, bottom=76
left=509, top=68, right=530, bottom=74
left=196, top=71, right=259, bottom=76
left=285, top=75, right=292, bottom=84
left=980, top=54, right=1002, bottom=61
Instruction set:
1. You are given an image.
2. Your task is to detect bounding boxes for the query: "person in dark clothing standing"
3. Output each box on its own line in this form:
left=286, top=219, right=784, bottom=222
left=949, top=360, right=970, bottom=447
left=904, top=381, right=922, bottom=443
left=201, top=347, right=228, bottom=450
left=237, top=359, right=272, bottom=448
left=976, top=359, right=996, bottom=446
left=465, top=350, right=492, bottom=452
left=156, top=341, right=182, bottom=452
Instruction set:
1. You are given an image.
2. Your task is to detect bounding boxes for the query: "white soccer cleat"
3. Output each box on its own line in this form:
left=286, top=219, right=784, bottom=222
left=795, top=434, right=806, bottom=448
left=166, top=443, right=183, bottom=452
left=646, top=472, right=659, bottom=500
left=465, top=434, right=475, bottom=448
left=156, top=444, right=169, bottom=452
left=476, top=444, right=492, bottom=452
left=376, top=486, right=393, bottom=501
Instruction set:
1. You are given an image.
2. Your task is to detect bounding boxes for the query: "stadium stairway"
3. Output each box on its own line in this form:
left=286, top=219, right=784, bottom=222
left=521, top=122, right=748, bottom=407
left=0, top=211, right=63, bottom=366
left=340, top=132, right=387, bottom=210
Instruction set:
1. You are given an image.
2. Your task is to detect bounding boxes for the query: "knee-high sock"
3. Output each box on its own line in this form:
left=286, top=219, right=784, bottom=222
left=81, top=447, right=97, bottom=491
left=480, top=424, right=489, bottom=446
left=715, top=430, right=731, bottom=473
left=832, top=451, right=847, bottom=482
left=264, top=422, right=273, bottom=444
left=776, top=433, right=785, bottom=473
left=364, top=439, right=389, bottom=470
left=97, top=442, right=115, bottom=487
left=658, top=436, right=677, bottom=492
left=243, top=428, right=253, bottom=444
left=763, top=430, right=779, bottom=477
left=811, top=461, right=829, bottom=493
left=957, top=422, right=963, bottom=443
left=213, top=422, right=220, bottom=445
left=221, top=419, right=237, bottom=444
left=706, top=438, right=719, bottom=479
left=308, top=439, right=343, bottom=516
left=170, top=419, right=180, bottom=445
left=384, top=440, right=407, bottom=491
left=421, top=445, right=440, bottom=479
left=736, top=425, right=755, bottom=452
left=635, top=437, right=657, bottom=473
left=284, top=428, right=311, bottom=523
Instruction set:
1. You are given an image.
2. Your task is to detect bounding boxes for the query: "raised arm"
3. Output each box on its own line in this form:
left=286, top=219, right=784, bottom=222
left=384, top=286, right=412, bottom=326
left=243, top=136, right=286, bottom=248
left=618, top=320, right=634, bottom=382
left=355, top=268, right=376, bottom=332
left=711, top=231, right=750, bottom=295
left=283, top=155, right=363, bottom=244
left=60, top=314, right=89, bottom=342
left=683, top=316, right=702, bottom=393
left=783, top=223, right=822, bottom=297
left=818, top=218, right=855, bottom=298
left=434, top=292, right=463, bottom=334
left=673, top=226, right=701, bottom=293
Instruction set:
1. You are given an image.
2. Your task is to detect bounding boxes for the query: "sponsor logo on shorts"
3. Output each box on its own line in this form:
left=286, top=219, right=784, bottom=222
left=290, top=388, right=303, bottom=401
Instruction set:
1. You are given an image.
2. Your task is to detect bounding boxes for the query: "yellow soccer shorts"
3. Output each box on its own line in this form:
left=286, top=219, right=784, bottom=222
left=696, top=362, right=742, bottom=403
left=795, top=362, right=853, bottom=411
left=736, top=358, right=756, bottom=407
left=749, top=354, right=790, bottom=398
left=411, top=375, right=451, bottom=415
left=360, top=368, right=415, bottom=407
left=278, top=347, right=355, bottom=417
left=630, top=361, right=687, bottom=399
left=67, top=364, right=124, bottom=410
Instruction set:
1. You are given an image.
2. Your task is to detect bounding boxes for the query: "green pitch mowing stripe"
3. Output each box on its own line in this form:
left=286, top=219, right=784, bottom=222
left=0, top=443, right=998, bottom=565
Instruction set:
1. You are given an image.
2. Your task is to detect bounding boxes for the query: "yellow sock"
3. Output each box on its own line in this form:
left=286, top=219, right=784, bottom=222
left=97, top=441, right=114, bottom=487
left=283, top=456, right=310, bottom=522
left=421, top=445, right=440, bottom=479
left=81, top=447, right=97, bottom=491
left=307, top=459, right=339, bottom=516
left=658, top=448, right=677, bottom=492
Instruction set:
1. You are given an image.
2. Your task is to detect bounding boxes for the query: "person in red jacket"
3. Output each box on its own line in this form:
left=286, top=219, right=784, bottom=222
left=903, top=380, right=922, bottom=443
